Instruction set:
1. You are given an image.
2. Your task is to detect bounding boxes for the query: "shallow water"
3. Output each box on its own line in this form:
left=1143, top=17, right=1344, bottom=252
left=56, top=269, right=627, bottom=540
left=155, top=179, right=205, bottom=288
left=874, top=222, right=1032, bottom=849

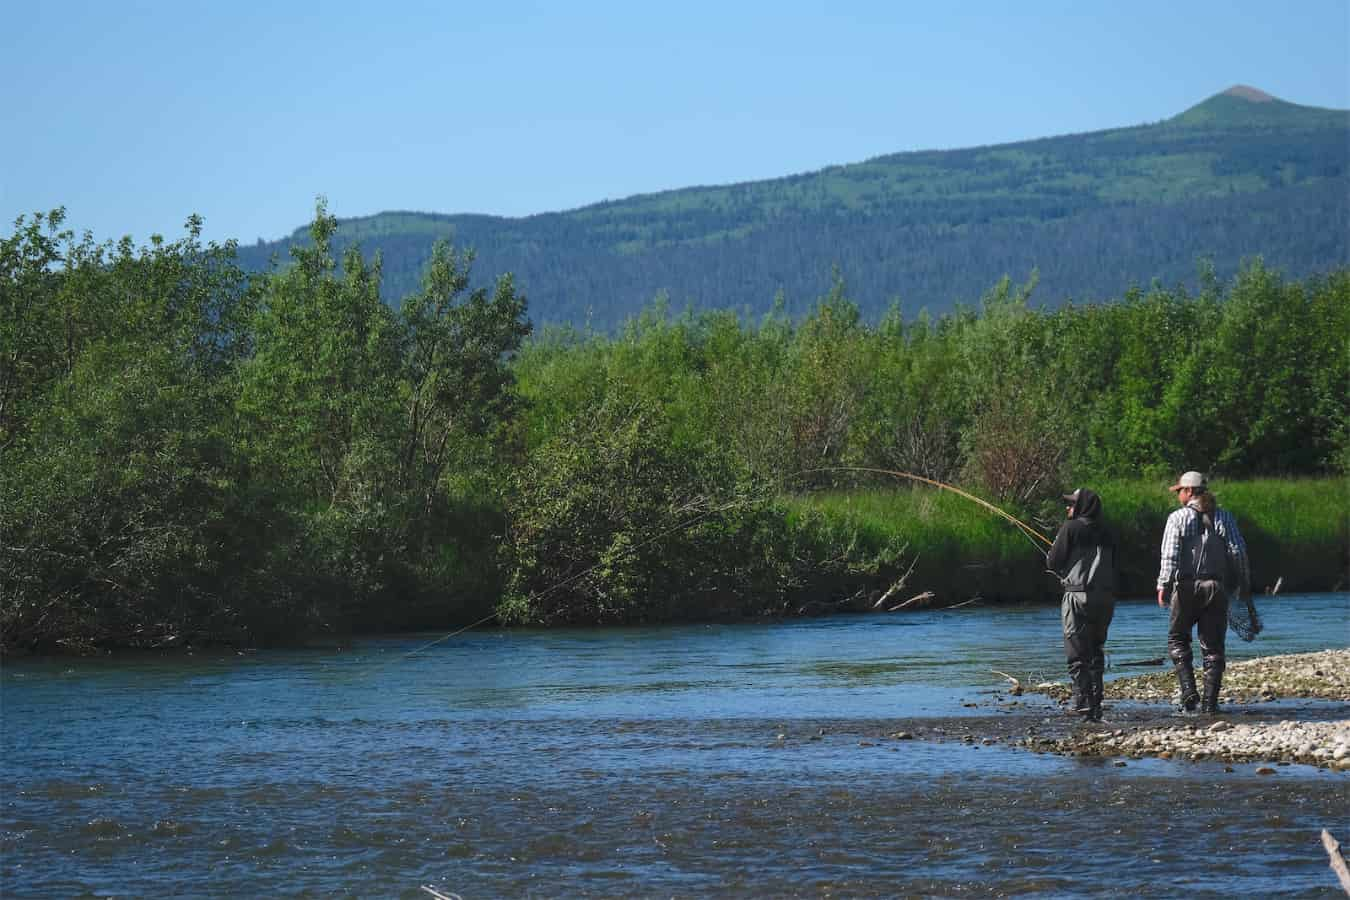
left=3, top=594, right=1347, bottom=897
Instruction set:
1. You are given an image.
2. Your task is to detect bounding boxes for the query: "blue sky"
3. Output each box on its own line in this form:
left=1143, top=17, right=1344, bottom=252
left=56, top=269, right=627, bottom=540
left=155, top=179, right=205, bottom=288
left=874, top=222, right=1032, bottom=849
left=4, top=0, right=1347, bottom=246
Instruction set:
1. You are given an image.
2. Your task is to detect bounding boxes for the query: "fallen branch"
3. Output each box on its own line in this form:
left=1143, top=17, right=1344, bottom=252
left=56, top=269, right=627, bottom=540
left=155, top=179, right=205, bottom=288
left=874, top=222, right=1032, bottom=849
left=873, top=548, right=917, bottom=609
left=889, top=591, right=935, bottom=611
left=991, top=669, right=1023, bottom=695
left=1323, top=829, right=1350, bottom=896
left=421, top=887, right=462, bottom=900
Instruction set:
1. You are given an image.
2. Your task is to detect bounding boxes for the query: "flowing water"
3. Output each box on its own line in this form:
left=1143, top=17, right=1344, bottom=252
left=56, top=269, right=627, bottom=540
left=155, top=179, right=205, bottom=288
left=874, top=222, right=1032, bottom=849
left=3, top=594, right=1347, bottom=897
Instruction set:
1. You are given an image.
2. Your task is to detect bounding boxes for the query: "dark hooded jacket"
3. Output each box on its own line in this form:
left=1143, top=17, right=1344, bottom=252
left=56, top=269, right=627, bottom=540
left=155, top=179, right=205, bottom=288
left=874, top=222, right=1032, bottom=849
left=1046, top=489, right=1116, bottom=593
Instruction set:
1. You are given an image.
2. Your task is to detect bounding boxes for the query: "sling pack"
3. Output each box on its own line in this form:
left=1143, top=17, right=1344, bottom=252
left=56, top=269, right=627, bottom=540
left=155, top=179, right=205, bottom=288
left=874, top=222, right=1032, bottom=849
left=1185, top=511, right=1234, bottom=587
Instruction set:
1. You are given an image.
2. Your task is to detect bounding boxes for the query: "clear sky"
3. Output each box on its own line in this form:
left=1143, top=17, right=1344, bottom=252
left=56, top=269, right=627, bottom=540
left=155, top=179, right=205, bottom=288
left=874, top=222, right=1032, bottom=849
left=5, top=0, right=1348, bottom=246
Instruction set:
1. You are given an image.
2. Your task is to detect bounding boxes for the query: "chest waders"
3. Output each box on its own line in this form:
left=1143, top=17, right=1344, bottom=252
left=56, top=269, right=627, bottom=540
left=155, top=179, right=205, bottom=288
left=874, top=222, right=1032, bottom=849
left=1169, top=511, right=1231, bottom=713
left=1060, top=543, right=1114, bottom=721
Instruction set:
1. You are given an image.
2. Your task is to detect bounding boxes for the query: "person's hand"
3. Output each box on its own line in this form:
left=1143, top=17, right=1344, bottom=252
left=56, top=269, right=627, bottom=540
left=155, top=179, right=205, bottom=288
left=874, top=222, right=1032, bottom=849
left=1157, top=588, right=1167, bottom=608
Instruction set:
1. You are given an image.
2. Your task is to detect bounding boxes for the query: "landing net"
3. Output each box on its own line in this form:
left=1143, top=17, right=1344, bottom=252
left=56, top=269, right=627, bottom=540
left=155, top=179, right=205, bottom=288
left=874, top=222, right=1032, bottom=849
left=1228, top=592, right=1263, bottom=642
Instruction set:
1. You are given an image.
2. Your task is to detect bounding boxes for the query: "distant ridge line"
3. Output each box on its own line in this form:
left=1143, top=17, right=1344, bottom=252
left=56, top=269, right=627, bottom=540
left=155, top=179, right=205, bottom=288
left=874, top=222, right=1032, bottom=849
left=238, top=86, right=1350, bottom=329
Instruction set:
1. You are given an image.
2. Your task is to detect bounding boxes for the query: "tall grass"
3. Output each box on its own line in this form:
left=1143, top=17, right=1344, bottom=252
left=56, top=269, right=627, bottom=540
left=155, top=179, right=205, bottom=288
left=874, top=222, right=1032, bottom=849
left=790, top=478, right=1347, bottom=602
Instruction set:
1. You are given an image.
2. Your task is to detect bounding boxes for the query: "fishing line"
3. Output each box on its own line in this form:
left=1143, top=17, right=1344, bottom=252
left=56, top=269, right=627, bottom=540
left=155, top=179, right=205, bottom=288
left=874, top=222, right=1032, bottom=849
left=368, top=466, right=1049, bottom=667
left=372, top=494, right=764, bottom=667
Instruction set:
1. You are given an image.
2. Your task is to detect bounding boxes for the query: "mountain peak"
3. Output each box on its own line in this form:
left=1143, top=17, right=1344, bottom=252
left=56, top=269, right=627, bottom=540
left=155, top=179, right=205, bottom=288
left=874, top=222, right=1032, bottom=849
left=1171, top=85, right=1338, bottom=126
left=1221, top=84, right=1277, bottom=103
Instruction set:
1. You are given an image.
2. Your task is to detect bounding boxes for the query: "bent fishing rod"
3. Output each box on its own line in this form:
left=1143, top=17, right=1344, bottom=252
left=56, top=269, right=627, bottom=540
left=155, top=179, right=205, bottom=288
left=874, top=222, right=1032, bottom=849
left=383, top=467, right=1051, bottom=664
left=793, top=466, right=1052, bottom=552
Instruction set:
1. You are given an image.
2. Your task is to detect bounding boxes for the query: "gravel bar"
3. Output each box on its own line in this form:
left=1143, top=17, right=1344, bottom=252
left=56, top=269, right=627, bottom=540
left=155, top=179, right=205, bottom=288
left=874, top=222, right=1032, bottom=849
left=1023, top=649, right=1350, bottom=769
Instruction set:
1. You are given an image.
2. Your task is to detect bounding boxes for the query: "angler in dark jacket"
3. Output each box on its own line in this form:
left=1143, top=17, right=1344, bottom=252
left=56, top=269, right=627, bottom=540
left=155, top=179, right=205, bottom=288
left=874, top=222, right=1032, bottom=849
left=1046, top=488, right=1117, bottom=721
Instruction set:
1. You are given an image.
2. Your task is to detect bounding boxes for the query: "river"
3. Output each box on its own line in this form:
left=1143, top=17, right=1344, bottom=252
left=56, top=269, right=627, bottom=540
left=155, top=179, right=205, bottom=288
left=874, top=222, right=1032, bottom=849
left=3, top=593, right=1347, bottom=897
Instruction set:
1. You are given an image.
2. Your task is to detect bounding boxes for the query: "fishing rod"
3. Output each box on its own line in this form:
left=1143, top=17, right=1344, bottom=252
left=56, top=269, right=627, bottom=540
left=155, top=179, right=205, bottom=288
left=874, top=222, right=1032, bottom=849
left=796, top=466, right=1053, bottom=552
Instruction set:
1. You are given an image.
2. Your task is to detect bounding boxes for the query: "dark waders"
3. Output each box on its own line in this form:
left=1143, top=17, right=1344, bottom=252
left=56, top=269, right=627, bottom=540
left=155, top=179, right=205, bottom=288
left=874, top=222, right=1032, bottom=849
left=1063, top=590, right=1115, bottom=720
left=1167, top=579, right=1228, bottom=712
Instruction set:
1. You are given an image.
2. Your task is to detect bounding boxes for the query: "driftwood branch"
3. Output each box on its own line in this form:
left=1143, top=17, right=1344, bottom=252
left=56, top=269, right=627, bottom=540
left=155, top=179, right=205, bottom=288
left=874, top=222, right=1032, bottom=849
left=991, top=669, right=1023, bottom=695
left=420, top=886, right=462, bottom=900
left=873, top=547, right=916, bottom=609
left=888, top=591, right=935, bottom=612
left=1323, top=829, right=1350, bottom=896
left=1119, top=656, right=1166, bottom=667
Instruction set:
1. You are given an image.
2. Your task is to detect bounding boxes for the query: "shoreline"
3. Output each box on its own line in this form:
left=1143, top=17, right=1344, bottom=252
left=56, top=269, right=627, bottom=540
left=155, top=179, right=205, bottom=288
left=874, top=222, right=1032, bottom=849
left=1018, top=649, right=1350, bottom=770
left=1033, top=648, right=1350, bottom=703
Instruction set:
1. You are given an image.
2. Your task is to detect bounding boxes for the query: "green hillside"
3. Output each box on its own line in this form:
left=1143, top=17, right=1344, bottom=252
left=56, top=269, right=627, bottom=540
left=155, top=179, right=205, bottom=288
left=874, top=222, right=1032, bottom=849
left=239, top=86, right=1349, bottom=327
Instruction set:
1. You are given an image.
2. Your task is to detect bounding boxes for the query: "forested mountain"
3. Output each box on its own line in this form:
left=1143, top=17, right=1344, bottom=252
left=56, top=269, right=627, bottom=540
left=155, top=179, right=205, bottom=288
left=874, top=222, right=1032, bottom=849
left=238, top=86, right=1349, bottom=327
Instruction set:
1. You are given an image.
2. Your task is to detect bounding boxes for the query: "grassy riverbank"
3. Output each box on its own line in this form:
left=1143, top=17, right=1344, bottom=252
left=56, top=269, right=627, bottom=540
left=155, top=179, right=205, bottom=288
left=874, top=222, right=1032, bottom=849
left=792, top=476, right=1348, bottom=604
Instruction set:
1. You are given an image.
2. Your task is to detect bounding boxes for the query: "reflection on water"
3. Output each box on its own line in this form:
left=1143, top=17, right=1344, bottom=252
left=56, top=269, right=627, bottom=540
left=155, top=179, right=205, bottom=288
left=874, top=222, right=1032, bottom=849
left=2, top=594, right=1347, bottom=896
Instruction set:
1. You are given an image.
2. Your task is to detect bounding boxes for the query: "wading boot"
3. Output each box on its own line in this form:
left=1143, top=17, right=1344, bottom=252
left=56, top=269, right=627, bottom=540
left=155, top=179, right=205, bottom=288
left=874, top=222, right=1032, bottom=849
left=1068, top=663, right=1093, bottom=717
left=1170, top=651, right=1200, bottom=713
left=1201, top=657, right=1224, bottom=714
left=1088, top=667, right=1105, bottom=722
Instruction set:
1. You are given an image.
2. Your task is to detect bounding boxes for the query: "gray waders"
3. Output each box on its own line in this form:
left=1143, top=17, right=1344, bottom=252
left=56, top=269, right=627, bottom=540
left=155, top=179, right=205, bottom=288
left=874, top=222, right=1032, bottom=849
left=1062, top=590, right=1115, bottom=721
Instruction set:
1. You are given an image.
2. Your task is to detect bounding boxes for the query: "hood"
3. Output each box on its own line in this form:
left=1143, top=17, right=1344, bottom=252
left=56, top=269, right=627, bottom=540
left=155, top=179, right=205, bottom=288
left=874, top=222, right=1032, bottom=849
left=1069, top=488, right=1103, bottom=522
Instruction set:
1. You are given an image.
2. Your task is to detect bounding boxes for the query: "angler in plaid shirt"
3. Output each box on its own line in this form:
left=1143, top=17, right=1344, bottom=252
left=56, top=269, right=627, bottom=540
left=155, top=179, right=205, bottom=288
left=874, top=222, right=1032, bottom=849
left=1156, top=470, right=1251, bottom=713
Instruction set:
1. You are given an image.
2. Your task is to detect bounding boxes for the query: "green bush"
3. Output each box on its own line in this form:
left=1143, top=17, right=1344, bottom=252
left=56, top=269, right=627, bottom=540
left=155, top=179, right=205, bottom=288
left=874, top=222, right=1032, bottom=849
left=500, top=397, right=803, bottom=624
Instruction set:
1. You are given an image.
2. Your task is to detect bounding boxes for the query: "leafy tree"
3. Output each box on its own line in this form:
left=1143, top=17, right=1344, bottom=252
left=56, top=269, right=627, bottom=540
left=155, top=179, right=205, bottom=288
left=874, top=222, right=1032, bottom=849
left=397, top=242, right=530, bottom=515
left=1, top=215, right=263, bottom=651
left=500, top=397, right=789, bottom=625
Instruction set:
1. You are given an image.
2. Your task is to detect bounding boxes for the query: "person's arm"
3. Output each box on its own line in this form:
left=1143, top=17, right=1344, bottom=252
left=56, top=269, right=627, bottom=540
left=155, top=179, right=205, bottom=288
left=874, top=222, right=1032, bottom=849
left=1157, top=511, right=1181, bottom=606
left=1046, top=522, right=1072, bottom=575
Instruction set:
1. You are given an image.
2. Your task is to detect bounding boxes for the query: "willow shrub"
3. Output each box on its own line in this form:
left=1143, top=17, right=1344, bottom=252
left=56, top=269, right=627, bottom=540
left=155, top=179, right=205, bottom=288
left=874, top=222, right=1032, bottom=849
left=499, top=397, right=787, bottom=624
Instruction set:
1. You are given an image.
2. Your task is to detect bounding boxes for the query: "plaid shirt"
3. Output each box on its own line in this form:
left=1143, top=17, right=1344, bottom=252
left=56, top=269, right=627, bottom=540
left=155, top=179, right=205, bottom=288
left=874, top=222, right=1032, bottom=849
left=1157, top=501, right=1251, bottom=592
